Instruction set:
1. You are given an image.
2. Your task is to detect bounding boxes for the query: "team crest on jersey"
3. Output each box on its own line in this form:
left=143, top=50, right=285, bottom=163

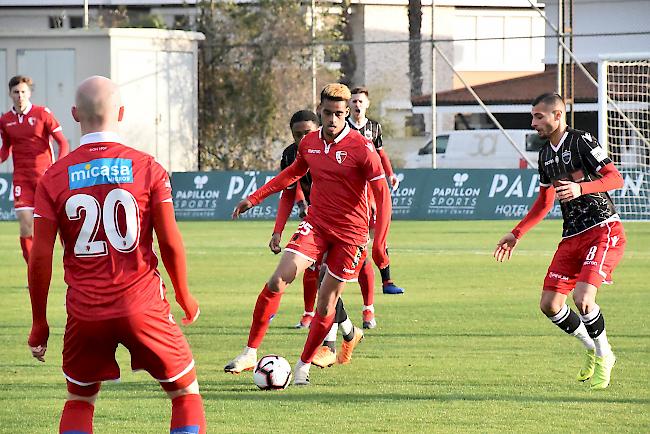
left=68, top=158, right=133, bottom=190
left=364, top=130, right=373, bottom=140
left=562, top=150, right=571, bottom=164
left=335, top=150, right=348, bottom=164
left=27, top=117, right=36, bottom=126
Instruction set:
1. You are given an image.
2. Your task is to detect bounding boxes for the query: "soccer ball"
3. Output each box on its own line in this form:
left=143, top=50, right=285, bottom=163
left=253, top=355, right=292, bottom=390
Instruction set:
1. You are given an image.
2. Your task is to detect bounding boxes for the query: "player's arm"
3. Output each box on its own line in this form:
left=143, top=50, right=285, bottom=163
left=270, top=185, right=297, bottom=254
left=44, top=109, right=69, bottom=159
left=294, top=182, right=308, bottom=218
left=493, top=185, right=555, bottom=262
left=369, top=178, right=391, bottom=269
left=375, top=123, right=399, bottom=191
left=232, top=157, right=308, bottom=218
left=555, top=163, right=623, bottom=203
left=0, top=126, right=11, bottom=162
left=27, top=215, right=58, bottom=362
left=153, top=201, right=199, bottom=325
left=51, top=130, right=69, bottom=160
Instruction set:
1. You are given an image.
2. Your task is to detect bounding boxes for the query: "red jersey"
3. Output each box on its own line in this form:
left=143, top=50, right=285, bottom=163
left=33, top=132, right=173, bottom=321
left=0, top=103, right=62, bottom=180
left=252, top=124, right=384, bottom=245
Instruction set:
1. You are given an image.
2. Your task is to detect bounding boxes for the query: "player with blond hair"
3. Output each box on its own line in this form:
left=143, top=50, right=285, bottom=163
left=225, top=83, right=392, bottom=385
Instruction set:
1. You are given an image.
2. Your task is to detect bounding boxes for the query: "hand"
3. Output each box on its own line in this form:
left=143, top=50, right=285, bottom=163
left=269, top=232, right=282, bottom=254
left=28, top=321, right=49, bottom=363
left=232, top=198, right=253, bottom=219
left=494, top=232, right=519, bottom=262
left=29, top=344, right=47, bottom=362
left=554, top=180, right=582, bottom=203
left=388, top=174, right=400, bottom=192
left=177, top=294, right=200, bottom=325
left=297, top=200, right=308, bottom=219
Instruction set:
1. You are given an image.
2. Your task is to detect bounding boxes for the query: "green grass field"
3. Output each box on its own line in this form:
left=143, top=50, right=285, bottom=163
left=1, top=220, right=648, bottom=433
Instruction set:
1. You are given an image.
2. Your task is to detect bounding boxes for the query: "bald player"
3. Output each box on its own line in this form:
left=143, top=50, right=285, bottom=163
left=494, top=92, right=626, bottom=390
left=27, top=76, right=206, bottom=433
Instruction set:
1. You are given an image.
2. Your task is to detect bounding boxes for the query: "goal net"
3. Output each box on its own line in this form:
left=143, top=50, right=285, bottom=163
left=598, top=55, right=650, bottom=221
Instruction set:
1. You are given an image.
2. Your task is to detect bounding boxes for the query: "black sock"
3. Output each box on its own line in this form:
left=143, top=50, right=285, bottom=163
left=342, top=328, right=355, bottom=342
left=380, top=265, right=391, bottom=284
left=334, top=298, right=348, bottom=324
left=548, top=305, right=582, bottom=334
left=582, top=309, right=606, bottom=339
left=323, top=340, right=336, bottom=351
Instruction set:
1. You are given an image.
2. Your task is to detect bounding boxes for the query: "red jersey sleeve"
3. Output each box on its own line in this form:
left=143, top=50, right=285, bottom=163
left=43, top=107, right=62, bottom=134
left=33, top=174, right=57, bottom=221
left=511, top=186, right=555, bottom=239
left=150, top=160, right=173, bottom=206
left=362, top=141, right=385, bottom=182
left=0, top=121, right=11, bottom=162
left=248, top=146, right=308, bottom=206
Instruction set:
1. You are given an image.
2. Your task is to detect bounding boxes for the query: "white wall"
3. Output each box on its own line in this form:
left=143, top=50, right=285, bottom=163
left=0, top=29, right=202, bottom=172
left=544, top=0, right=650, bottom=63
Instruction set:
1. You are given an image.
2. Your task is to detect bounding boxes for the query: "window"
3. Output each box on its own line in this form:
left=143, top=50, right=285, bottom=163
left=69, top=16, right=84, bottom=28
left=49, top=15, right=64, bottom=29
left=526, top=133, right=546, bottom=152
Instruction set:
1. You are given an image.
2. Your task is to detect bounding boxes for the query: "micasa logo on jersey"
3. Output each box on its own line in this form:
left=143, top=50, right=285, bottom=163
left=68, top=158, right=133, bottom=190
left=335, top=150, right=348, bottom=164
left=562, top=150, right=571, bottom=164
left=364, top=130, right=373, bottom=140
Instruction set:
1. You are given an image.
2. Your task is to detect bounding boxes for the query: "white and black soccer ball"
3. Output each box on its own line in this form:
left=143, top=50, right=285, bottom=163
left=253, top=355, right=292, bottom=390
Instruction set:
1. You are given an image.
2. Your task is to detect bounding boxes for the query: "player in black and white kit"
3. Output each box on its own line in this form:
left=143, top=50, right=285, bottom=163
left=495, top=93, right=626, bottom=390
left=348, top=86, right=404, bottom=312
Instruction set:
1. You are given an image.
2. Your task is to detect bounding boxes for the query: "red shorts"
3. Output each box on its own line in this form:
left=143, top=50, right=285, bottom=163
left=544, top=220, right=626, bottom=294
left=13, top=177, right=37, bottom=210
left=62, top=300, right=195, bottom=390
left=285, top=220, right=367, bottom=282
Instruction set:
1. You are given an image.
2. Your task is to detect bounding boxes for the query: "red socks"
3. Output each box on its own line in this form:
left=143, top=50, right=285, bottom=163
left=302, top=267, right=318, bottom=313
left=358, top=259, right=375, bottom=306
left=170, top=394, right=206, bottom=434
left=300, top=312, right=336, bottom=363
left=59, top=400, right=94, bottom=434
left=20, top=236, right=32, bottom=264
left=247, top=284, right=283, bottom=348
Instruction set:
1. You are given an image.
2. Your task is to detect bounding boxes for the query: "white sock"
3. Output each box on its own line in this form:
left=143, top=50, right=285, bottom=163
left=363, top=305, right=374, bottom=313
left=570, top=323, right=596, bottom=351
left=303, top=311, right=315, bottom=317
left=325, top=323, right=338, bottom=342
left=339, top=318, right=353, bottom=336
left=244, top=346, right=257, bottom=356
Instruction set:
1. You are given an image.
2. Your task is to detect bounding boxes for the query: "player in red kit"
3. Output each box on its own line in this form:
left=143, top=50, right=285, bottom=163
left=495, top=93, right=626, bottom=390
left=0, top=75, right=69, bottom=267
left=27, top=76, right=205, bottom=433
left=225, top=84, right=392, bottom=385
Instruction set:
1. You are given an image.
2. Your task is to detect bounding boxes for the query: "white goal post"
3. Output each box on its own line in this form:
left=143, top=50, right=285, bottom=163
left=598, top=54, right=650, bottom=221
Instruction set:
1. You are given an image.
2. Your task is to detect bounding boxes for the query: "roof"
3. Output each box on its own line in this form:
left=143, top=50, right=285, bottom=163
left=412, top=63, right=599, bottom=106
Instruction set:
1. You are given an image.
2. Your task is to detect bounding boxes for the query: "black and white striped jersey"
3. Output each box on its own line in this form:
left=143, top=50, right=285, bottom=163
left=537, top=127, right=618, bottom=237
left=347, top=117, right=383, bottom=151
left=280, top=142, right=312, bottom=203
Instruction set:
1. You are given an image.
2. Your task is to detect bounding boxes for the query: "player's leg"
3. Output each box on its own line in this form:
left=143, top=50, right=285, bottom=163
left=370, top=222, right=404, bottom=295
left=574, top=221, right=626, bottom=389
left=16, top=208, right=34, bottom=264
left=542, top=237, right=600, bottom=381
left=294, top=271, right=346, bottom=384
left=60, top=315, right=120, bottom=434
left=313, top=296, right=358, bottom=368
left=164, top=379, right=206, bottom=433
left=59, top=383, right=100, bottom=434
left=358, top=258, right=377, bottom=328
left=295, top=264, right=318, bottom=329
left=123, top=302, right=206, bottom=432
left=225, top=250, right=313, bottom=373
